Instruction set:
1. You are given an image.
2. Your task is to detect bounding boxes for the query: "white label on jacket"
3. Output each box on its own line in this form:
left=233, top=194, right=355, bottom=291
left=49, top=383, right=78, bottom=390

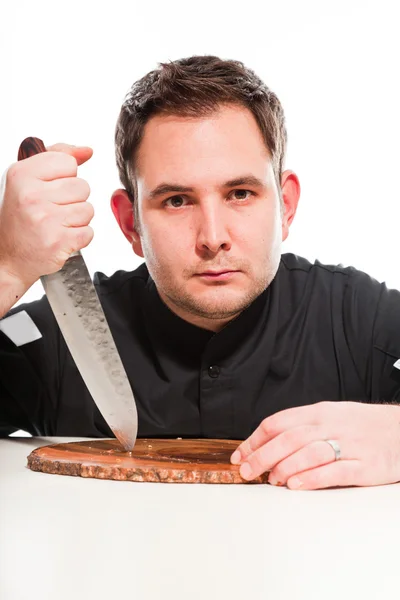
left=393, top=359, right=400, bottom=370
left=0, top=311, right=42, bottom=346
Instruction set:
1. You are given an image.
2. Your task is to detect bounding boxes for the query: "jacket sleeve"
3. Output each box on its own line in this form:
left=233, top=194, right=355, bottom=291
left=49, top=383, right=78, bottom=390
left=0, top=295, right=62, bottom=436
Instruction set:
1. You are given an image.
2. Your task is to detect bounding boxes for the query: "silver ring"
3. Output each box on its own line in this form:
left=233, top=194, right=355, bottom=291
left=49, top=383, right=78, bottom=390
left=325, top=439, right=341, bottom=461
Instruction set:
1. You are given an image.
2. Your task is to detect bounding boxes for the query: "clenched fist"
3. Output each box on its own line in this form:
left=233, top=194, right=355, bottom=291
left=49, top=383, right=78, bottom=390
left=0, top=143, right=94, bottom=289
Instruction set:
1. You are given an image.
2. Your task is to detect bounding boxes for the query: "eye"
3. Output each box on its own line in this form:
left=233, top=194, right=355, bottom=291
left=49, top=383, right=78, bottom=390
left=163, top=195, right=188, bottom=208
left=230, top=189, right=254, bottom=201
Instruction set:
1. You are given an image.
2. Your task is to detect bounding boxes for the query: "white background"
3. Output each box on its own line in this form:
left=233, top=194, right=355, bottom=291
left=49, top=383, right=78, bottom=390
left=1, top=0, right=399, bottom=307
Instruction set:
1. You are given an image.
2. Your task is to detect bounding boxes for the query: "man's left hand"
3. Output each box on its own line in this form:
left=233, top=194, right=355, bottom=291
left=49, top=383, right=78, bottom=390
left=230, top=401, right=400, bottom=490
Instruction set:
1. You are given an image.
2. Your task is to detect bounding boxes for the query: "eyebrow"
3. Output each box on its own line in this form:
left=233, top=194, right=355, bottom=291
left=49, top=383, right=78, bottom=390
left=147, top=175, right=266, bottom=199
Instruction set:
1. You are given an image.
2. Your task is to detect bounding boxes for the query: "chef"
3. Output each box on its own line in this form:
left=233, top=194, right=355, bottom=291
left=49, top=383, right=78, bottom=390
left=1, top=55, right=400, bottom=491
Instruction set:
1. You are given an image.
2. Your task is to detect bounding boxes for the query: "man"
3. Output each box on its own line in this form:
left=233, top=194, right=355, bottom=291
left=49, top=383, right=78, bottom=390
left=1, top=55, right=400, bottom=491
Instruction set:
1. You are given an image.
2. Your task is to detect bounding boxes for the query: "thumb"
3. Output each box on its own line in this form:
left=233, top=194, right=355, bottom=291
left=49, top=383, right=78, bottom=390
left=45, top=143, right=93, bottom=166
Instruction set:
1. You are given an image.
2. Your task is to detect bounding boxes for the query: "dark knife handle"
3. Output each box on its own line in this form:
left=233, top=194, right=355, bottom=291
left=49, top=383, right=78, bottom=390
left=17, top=137, right=46, bottom=161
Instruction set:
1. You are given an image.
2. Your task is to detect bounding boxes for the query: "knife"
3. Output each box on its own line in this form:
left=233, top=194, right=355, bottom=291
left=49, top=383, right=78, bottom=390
left=17, top=137, right=138, bottom=451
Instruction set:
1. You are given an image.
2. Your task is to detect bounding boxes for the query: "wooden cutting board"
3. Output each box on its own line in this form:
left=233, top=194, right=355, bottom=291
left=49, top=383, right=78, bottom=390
left=27, top=438, right=269, bottom=484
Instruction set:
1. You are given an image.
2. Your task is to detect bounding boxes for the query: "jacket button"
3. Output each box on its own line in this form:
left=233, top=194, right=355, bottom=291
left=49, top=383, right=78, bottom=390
left=208, top=365, right=220, bottom=378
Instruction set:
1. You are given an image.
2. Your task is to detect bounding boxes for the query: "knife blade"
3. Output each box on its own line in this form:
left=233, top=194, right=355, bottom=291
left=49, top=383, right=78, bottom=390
left=17, top=136, right=138, bottom=451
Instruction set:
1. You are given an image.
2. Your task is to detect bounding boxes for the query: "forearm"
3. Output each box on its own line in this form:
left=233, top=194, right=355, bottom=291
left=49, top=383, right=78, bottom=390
left=0, top=267, right=30, bottom=318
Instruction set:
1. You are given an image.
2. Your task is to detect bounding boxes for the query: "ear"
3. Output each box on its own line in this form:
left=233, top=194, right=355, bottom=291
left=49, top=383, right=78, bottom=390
left=110, top=189, right=144, bottom=258
left=279, top=170, right=300, bottom=242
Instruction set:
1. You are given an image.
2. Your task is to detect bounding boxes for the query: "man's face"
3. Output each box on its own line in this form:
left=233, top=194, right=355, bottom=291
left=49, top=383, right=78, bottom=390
left=133, top=104, right=293, bottom=331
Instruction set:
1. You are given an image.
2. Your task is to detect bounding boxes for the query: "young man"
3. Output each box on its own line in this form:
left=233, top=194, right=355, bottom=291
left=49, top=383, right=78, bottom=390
left=1, top=55, right=400, bottom=490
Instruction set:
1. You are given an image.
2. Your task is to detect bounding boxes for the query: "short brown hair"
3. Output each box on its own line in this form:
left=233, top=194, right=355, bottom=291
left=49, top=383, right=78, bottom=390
left=114, top=55, right=287, bottom=226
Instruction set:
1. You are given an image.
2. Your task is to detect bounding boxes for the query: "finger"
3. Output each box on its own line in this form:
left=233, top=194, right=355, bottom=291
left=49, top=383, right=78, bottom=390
left=42, top=177, right=91, bottom=205
left=231, top=402, right=331, bottom=465
left=59, top=202, right=95, bottom=227
left=267, top=439, right=343, bottom=486
left=69, top=225, right=94, bottom=252
left=16, top=151, right=79, bottom=181
left=285, top=460, right=361, bottom=490
left=238, top=425, right=330, bottom=481
left=45, top=143, right=93, bottom=166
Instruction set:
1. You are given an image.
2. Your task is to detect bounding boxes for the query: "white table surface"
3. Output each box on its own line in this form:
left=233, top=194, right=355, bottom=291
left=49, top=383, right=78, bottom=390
left=1, top=437, right=400, bottom=600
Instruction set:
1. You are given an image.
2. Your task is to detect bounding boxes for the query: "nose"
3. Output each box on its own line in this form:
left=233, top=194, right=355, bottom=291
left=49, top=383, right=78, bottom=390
left=195, top=200, right=232, bottom=254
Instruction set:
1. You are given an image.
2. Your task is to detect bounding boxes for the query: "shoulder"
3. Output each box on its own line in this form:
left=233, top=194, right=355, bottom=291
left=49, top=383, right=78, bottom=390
left=1, top=262, right=151, bottom=343
left=280, top=252, right=400, bottom=356
left=278, top=252, right=392, bottom=328
left=280, top=252, right=371, bottom=280
left=279, top=252, right=388, bottom=298
left=93, top=261, right=150, bottom=296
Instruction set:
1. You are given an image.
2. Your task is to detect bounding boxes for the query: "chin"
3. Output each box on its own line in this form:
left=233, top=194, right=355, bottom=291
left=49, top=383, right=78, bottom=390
left=189, top=289, right=257, bottom=317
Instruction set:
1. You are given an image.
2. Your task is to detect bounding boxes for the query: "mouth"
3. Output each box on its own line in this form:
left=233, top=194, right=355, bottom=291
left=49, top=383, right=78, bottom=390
left=195, top=270, right=239, bottom=281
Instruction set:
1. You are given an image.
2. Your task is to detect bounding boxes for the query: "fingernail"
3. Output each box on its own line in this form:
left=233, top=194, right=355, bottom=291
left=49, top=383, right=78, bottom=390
left=231, top=450, right=241, bottom=464
left=240, top=463, right=253, bottom=479
left=268, top=476, right=284, bottom=486
left=289, top=477, right=303, bottom=489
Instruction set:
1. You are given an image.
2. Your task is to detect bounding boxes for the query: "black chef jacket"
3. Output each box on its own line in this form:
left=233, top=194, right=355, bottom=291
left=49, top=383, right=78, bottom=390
left=1, top=252, right=400, bottom=440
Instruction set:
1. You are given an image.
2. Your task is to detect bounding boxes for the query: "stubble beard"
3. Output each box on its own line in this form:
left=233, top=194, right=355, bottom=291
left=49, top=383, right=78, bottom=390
left=160, top=271, right=273, bottom=321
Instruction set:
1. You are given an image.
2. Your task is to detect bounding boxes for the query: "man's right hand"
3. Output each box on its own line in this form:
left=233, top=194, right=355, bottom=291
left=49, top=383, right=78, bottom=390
left=0, top=143, right=94, bottom=290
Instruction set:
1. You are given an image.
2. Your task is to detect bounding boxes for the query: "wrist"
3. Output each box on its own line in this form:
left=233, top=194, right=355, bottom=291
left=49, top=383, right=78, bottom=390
left=0, top=263, right=27, bottom=286
left=0, top=264, right=32, bottom=318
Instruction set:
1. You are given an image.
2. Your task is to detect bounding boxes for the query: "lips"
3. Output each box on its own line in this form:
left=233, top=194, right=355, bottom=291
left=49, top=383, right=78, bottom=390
left=200, top=270, right=234, bottom=275
left=194, top=270, right=240, bottom=282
